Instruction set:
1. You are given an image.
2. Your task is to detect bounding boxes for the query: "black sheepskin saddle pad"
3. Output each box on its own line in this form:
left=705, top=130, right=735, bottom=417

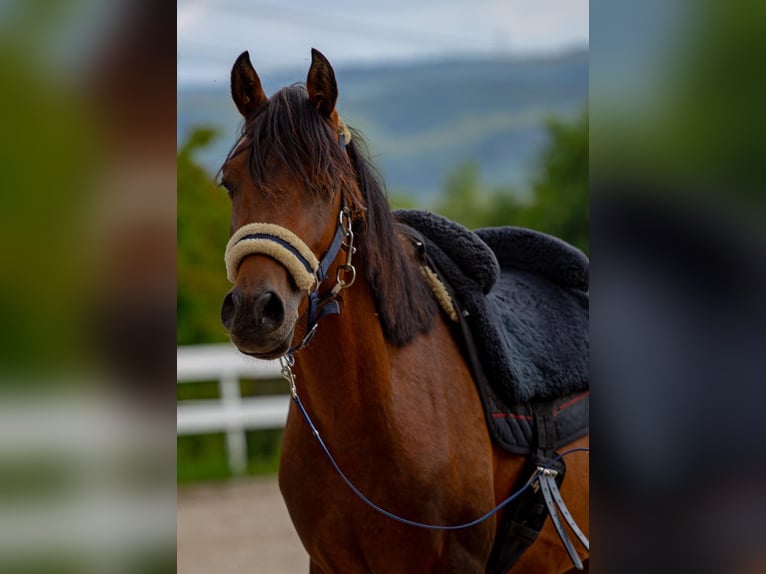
left=395, top=210, right=589, bottom=452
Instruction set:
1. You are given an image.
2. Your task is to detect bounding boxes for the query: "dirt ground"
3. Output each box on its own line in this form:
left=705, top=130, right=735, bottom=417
left=178, top=477, right=308, bottom=573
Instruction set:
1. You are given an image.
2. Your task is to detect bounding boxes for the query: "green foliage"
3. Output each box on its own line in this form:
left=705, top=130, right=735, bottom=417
left=177, top=433, right=232, bottom=483
left=436, top=162, right=497, bottom=230
left=434, top=109, right=589, bottom=254
left=245, top=429, right=283, bottom=475
left=432, top=163, right=524, bottom=229
left=659, top=0, right=766, bottom=209
left=524, top=110, right=589, bottom=253
left=388, top=192, right=420, bottom=211
left=177, top=127, right=232, bottom=344
left=176, top=429, right=283, bottom=483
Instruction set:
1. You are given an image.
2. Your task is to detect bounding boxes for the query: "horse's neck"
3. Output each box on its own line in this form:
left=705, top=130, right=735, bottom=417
left=293, top=265, right=393, bottom=418
left=290, top=236, right=465, bottom=444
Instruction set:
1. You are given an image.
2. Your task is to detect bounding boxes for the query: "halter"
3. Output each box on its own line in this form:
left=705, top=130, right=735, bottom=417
left=224, top=129, right=356, bottom=353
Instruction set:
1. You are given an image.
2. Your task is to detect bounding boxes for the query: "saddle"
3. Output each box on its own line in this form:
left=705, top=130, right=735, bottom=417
left=395, top=210, right=589, bottom=572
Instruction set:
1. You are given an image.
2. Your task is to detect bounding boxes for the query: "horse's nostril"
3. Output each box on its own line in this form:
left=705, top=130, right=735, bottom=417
left=224, top=289, right=285, bottom=336
left=254, top=291, right=285, bottom=331
left=221, top=291, right=237, bottom=331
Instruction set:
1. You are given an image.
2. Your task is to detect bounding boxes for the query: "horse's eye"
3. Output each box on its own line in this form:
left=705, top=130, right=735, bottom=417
left=221, top=182, right=234, bottom=198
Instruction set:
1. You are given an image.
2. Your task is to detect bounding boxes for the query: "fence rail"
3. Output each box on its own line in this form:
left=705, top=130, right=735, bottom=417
left=177, top=344, right=287, bottom=474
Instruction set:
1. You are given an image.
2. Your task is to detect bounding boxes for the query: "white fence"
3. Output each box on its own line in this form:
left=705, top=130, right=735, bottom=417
left=177, top=344, right=288, bottom=474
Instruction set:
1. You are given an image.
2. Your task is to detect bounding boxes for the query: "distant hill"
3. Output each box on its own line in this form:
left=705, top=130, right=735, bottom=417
left=177, top=49, right=587, bottom=202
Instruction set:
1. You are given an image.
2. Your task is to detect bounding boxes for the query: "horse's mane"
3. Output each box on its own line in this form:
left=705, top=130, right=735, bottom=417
left=224, top=84, right=437, bottom=345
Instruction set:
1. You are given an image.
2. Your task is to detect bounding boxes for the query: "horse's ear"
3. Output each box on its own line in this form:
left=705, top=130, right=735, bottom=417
left=306, top=48, right=338, bottom=118
left=231, top=51, right=267, bottom=118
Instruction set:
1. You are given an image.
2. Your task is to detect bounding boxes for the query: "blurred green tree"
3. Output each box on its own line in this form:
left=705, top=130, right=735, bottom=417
left=177, top=127, right=232, bottom=344
left=436, top=161, right=491, bottom=230
left=435, top=109, right=589, bottom=254
left=524, top=110, right=589, bottom=253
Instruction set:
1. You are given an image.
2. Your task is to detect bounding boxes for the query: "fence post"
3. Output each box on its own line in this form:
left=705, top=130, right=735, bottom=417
left=219, top=371, right=247, bottom=475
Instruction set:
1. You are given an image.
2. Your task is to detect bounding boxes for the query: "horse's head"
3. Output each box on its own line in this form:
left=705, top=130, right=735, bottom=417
left=219, top=49, right=362, bottom=359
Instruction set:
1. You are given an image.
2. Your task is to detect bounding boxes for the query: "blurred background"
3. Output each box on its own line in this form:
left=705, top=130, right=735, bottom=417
left=590, top=1, right=766, bottom=573
left=0, top=1, right=176, bottom=573
left=177, top=0, right=588, bottom=571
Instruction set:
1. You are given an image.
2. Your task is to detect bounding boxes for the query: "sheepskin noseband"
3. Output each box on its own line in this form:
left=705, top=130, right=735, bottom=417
left=225, top=223, right=320, bottom=291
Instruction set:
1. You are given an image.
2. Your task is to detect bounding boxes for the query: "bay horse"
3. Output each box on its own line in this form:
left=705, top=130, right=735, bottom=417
left=219, top=49, right=589, bottom=573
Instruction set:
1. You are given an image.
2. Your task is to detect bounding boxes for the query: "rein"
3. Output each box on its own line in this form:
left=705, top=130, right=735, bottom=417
left=280, top=354, right=589, bottom=530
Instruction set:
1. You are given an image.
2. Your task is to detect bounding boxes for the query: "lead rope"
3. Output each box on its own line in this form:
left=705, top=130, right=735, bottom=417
left=278, top=356, right=589, bottom=531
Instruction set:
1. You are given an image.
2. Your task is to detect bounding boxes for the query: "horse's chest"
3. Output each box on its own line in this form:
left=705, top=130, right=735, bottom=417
left=278, top=418, right=492, bottom=573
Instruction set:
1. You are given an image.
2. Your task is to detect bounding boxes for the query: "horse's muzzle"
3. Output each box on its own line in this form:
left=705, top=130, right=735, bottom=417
left=221, top=286, right=295, bottom=358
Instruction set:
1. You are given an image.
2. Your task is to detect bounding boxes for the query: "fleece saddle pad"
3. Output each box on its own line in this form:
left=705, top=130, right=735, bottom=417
left=395, top=210, right=589, bottom=453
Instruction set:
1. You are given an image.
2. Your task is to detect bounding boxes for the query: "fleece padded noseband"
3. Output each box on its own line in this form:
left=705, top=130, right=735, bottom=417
left=225, top=223, right=320, bottom=291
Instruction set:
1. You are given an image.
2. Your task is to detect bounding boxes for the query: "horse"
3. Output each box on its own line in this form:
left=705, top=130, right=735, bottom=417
left=218, top=48, right=589, bottom=573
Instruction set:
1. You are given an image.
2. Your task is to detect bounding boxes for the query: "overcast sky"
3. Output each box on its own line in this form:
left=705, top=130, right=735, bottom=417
left=178, top=0, right=589, bottom=85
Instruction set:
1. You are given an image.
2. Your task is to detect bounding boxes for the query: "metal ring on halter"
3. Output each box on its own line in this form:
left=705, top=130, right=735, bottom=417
left=339, top=206, right=352, bottom=232
left=329, top=205, right=356, bottom=290
left=336, top=264, right=356, bottom=288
